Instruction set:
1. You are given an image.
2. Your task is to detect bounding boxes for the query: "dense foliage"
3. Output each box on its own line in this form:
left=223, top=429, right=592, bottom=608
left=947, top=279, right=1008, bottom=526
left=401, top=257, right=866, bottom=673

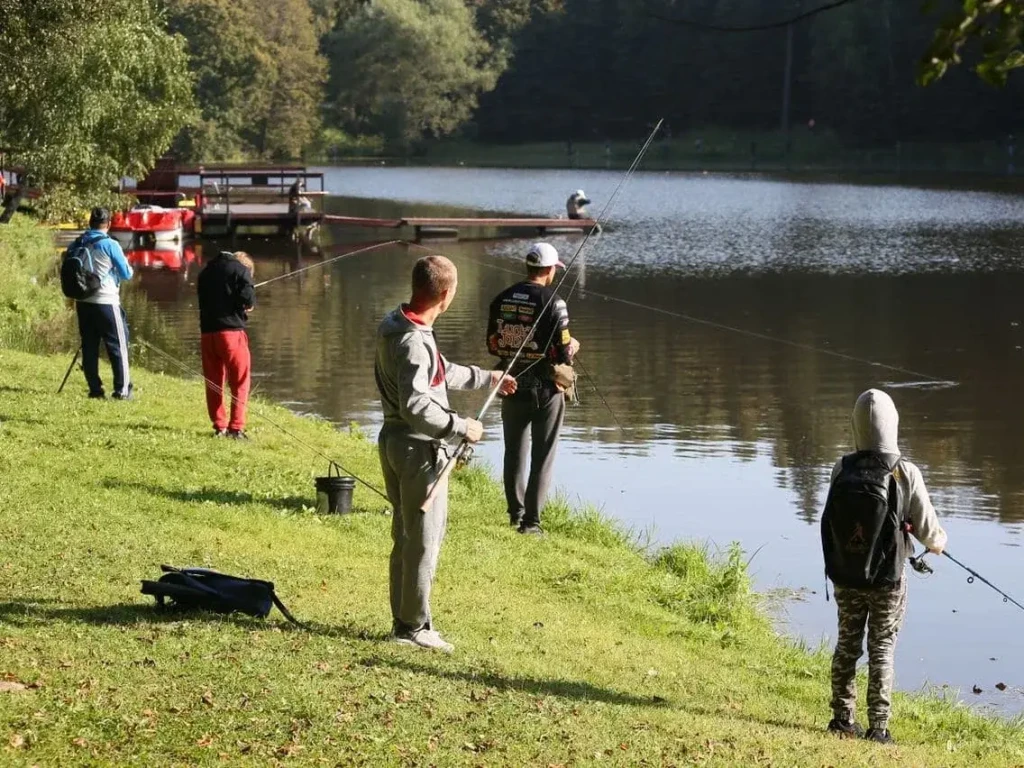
left=5, top=0, right=1024, bottom=188
left=0, top=0, right=196, bottom=203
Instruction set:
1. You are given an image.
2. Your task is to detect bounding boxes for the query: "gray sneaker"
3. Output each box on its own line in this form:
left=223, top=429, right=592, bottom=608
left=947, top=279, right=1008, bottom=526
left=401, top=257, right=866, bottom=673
left=392, top=628, right=454, bottom=654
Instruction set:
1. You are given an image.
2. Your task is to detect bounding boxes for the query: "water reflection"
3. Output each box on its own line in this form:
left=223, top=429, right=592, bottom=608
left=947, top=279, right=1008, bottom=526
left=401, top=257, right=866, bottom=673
left=137, top=171, right=1024, bottom=712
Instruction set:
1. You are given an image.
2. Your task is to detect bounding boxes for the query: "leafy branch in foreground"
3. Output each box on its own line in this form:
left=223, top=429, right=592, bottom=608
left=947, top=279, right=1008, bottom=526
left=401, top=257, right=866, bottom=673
left=921, top=0, right=1024, bottom=85
left=0, top=0, right=196, bottom=212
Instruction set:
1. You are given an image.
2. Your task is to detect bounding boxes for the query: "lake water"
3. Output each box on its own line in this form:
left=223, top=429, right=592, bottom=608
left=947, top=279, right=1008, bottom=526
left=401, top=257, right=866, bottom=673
left=135, top=167, right=1024, bottom=716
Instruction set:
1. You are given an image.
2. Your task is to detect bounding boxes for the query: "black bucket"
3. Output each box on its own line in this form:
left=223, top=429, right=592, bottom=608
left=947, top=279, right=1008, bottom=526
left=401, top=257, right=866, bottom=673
left=315, top=465, right=356, bottom=515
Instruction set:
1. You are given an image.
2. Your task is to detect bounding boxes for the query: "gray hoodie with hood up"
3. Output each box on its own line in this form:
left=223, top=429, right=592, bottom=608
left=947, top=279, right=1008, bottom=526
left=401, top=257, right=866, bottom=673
left=831, top=389, right=947, bottom=553
left=375, top=306, right=491, bottom=443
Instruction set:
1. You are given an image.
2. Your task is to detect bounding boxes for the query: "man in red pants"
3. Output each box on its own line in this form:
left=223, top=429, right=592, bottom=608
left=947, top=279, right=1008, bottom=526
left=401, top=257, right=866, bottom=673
left=197, top=251, right=255, bottom=439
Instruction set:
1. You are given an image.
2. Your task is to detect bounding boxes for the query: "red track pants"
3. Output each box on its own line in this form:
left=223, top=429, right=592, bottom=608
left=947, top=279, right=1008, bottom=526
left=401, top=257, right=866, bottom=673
left=200, top=330, right=251, bottom=432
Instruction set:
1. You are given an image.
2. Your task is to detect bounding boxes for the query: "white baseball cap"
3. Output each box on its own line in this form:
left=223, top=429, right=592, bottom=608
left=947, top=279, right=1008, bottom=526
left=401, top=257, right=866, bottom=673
left=526, top=242, right=565, bottom=269
left=575, top=189, right=587, bottom=198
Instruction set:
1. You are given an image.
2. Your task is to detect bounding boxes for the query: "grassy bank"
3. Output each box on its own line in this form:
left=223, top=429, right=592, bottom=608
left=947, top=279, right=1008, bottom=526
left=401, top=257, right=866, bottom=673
left=0, top=351, right=1022, bottom=767
left=0, top=214, right=188, bottom=364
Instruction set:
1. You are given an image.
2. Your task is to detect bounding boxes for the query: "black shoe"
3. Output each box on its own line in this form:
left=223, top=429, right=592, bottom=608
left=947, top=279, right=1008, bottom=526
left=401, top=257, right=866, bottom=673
left=864, top=728, right=894, bottom=745
left=509, top=513, right=523, bottom=527
left=518, top=524, right=544, bottom=536
left=213, top=428, right=228, bottom=438
left=88, top=391, right=106, bottom=399
left=827, top=718, right=864, bottom=738
left=226, top=429, right=249, bottom=441
left=111, top=385, right=134, bottom=401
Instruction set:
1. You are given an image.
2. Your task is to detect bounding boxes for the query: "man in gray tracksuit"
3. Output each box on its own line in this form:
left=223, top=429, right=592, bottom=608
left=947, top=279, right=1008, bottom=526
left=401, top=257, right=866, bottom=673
left=375, top=255, right=516, bottom=653
left=823, top=389, right=947, bottom=744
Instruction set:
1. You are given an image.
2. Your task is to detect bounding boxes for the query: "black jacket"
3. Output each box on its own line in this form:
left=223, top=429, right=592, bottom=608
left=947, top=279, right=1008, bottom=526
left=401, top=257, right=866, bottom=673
left=486, top=280, right=573, bottom=384
left=197, top=252, right=255, bottom=333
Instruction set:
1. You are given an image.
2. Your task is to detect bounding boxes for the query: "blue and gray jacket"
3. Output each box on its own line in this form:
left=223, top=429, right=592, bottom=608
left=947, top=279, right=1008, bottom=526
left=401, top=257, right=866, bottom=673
left=75, top=229, right=133, bottom=305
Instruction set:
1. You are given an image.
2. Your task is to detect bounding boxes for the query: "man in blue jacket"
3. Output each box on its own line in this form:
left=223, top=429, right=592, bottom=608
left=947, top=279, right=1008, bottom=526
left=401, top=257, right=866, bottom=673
left=74, top=207, right=134, bottom=399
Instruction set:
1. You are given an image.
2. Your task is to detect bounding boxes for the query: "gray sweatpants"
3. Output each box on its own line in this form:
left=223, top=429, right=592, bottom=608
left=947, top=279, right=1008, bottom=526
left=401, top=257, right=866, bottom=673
left=501, top=387, right=565, bottom=527
left=378, top=431, right=450, bottom=632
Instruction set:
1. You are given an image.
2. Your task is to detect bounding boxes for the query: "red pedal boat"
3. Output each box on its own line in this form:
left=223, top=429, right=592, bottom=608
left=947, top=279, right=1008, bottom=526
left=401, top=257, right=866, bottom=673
left=110, top=205, right=195, bottom=249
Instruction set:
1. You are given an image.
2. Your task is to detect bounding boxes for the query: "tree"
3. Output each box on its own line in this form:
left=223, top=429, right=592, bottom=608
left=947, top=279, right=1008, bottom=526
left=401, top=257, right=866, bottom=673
left=249, top=0, right=327, bottom=160
left=921, top=0, right=1024, bottom=85
left=0, top=0, right=196, bottom=216
left=166, top=0, right=326, bottom=162
left=325, top=0, right=503, bottom=149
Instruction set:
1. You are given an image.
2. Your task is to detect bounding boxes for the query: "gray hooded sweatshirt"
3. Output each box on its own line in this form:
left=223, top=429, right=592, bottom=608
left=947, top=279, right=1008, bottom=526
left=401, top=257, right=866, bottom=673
left=375, top=305, right=491, bottom=442
left=831, top=389, right=947, bottom=552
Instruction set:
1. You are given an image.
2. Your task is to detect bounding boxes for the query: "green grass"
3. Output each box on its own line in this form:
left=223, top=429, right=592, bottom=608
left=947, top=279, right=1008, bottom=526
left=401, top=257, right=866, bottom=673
left=0, top=350, right=1022, bottom=766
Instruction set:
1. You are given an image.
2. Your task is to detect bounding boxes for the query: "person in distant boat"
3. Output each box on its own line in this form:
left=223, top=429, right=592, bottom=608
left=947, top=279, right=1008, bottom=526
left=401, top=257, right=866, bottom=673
left=288, top=178, right=312, bottom=214
left=73, top=207, right=134, bottom=400
left=376, top=255, right=516, bottom=654
left=566, top=189, right=590, bottom=219
left=820, top=389, right=947, bottom=745
left=197, top=251, right=255, bottom=440
left=487, top=243, right=579, bottom=535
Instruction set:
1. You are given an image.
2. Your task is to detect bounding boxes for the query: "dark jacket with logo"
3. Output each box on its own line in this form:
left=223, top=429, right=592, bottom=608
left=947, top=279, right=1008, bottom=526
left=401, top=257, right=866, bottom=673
left=486, top=280, right=573, bottom=386
left=197, top=252, right=255, bottom=333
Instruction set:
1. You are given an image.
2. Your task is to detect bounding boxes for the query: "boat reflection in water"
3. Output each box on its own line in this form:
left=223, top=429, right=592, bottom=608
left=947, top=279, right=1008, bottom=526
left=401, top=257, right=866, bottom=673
left=126, top=243, right=198, bottom=272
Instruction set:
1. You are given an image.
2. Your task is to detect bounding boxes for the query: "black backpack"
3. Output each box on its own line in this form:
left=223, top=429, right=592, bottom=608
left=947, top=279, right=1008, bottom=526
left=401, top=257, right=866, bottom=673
left=60, top=233, right=106, bottom=300
left=140, top=565, right=303, bottom=626
left=821, top=451, right=911, bottom=589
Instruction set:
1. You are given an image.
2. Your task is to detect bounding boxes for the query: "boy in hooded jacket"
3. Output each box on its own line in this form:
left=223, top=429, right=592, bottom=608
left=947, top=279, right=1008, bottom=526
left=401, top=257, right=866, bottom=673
left=823, top=389, right=947, bottom=744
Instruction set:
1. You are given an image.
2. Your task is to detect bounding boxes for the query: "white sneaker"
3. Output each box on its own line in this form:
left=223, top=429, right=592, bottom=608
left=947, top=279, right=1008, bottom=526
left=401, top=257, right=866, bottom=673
left=392, top=628, right=454, bottom=654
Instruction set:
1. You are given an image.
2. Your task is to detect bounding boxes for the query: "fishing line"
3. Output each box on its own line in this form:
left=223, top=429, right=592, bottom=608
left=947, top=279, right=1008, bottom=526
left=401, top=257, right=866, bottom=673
left=136, top=337, right=390, bottom=502
left=573, top=355, right=627, bottom=431
left=253, top=240, right=402, bottom=288
left=440, top=248, right=952, bottom=386
left=418, top=119, right=666, bottom=510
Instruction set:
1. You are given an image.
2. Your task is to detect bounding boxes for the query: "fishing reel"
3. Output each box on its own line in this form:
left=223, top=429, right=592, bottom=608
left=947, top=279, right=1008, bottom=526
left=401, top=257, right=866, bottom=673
left=909, top=551, right=934, bottom=576
left=455, top=444, right=475, bottom=470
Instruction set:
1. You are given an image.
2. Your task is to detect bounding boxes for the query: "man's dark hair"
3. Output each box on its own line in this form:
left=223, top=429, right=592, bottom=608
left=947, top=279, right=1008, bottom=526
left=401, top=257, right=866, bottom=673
left=527, top=265, right=553, bottom=279
left=89, top=207, right=111, bottom=229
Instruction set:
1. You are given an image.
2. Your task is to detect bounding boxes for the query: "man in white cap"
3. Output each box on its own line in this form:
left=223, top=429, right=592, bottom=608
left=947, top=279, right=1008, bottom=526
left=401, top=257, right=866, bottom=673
left=566, top=190, right=591, bottom=219
left=486, top=243, right=580, bottom=534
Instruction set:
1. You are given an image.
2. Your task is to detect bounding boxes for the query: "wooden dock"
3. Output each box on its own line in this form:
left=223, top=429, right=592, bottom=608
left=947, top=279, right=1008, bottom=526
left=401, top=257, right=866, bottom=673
left=322, top=214, right=597, bottom=239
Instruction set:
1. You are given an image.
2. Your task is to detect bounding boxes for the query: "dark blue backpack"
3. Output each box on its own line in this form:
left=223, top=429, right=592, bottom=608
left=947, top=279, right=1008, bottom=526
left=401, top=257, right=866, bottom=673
left=141, top=565, right=303, bottom=626
left=60, top=233, right=107, bottom=300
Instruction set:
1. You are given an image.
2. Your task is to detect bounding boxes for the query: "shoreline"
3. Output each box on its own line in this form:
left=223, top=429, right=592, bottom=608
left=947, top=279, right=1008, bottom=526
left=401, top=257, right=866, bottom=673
left=1, top=217, right=1021, bottom=763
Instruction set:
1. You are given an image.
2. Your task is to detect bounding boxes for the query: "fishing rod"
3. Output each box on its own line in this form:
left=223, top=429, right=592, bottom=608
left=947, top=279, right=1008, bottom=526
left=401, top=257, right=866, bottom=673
left=419, top=119, right=665, bottom=512
left=944, top=550, right=1024, bottom=612
left=59, top=239, right=400, bottom=392
left=253, top=240, right=401, bottom=288
left=910, top=548, right=1024, bottom=612
left=136, top=337, right=390, bottom=502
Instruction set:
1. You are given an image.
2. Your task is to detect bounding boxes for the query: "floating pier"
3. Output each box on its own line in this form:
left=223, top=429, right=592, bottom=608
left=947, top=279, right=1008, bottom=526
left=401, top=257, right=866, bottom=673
left=322, top=214, right=597, bottom=240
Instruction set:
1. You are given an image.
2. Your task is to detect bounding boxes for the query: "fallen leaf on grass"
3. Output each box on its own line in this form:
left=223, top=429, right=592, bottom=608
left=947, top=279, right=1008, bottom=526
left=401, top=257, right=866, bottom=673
left=9, top=734, right=25, bottom=749
left=276, top=742, right=303, bottom=757
left=72, top=737, right=88, bottom=748
left=197, top=735, right=215, bottom=748
left=0, top=681, right=27, bottom=693
left=201, top=691, right=215, bottom=706
left=394, top=689, right=412, bottom=703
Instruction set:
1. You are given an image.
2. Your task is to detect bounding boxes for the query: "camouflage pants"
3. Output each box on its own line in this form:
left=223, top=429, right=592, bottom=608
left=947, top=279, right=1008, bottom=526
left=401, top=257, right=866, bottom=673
left=830, top=578, right=907, bottom=729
